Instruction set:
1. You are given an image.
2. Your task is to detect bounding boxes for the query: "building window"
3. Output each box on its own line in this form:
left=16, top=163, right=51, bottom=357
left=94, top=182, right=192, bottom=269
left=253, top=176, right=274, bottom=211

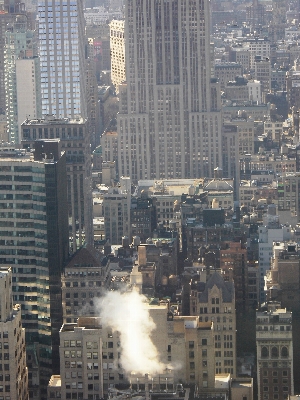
left=271, top=347, right=278, bottom=358
left=281, top=347, right=288, bottom=357
left=261, top=347, right=268, bottom=358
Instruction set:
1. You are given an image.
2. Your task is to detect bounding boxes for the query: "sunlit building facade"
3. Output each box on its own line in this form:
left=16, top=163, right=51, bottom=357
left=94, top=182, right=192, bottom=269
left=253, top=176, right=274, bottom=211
left=117, top=0, right=222, bottom=181
left=37, top=0, right=86, bottom=119
left=0, top=141, right=69, bottom=399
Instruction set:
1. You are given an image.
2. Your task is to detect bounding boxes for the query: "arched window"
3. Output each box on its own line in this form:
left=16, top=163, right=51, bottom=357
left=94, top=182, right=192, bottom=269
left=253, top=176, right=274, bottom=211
left=261, top=346, right=268, bottom=358
left=281, top=346, right=288, bottom=357
left=271, top=346, right=278, bottom=358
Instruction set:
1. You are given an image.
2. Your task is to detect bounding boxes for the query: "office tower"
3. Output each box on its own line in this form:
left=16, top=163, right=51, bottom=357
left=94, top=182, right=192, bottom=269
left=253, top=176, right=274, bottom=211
left=254, top=57, right=271, bottom=101
left=222, top=125, right=240, bottom=198
left=246, top=0, right=266, bottom=32
left=21, top=116, right=93, bottom=251
left=110, top=19, right=125, bottom=93
left=269, top=0, right=287, bottom=43
left=103, top=188, right=131, bottom=245
left=59, top=319, right=104, bottom=400
left=4, top=16, right=41, bottom=143
left=100, top=129, right=118, bottom=168
left=0, top=140, right=69, bottom=398
left=50, top=309, right=216, bottom=397
left=265, top=242, right=300, bottom=311
left=190, top=271, right=237, bottom=377
left=131, top=195, right=156, bottom=243
left=118, top=0, right=222, bottom=181
left=137, top=238, right=178, bottom=284
left=0, top=115, right=8, bottom=141
left=0, top=0, right=26, bottom=115
left=258, top=225, right=291, bottom=305
left=256, top=305, right=293, bottom=400
left=37, top=0, right=86, bottom=119
left=0, top=266, right=29, bottom=400
left=61, top=246, right=110, bottom=324
left=102, top=177, right=131, bottom=245
left=220, top=242, right=248, bottom=313
left=86, top=44, right=100, bottom=149
left=277, top=173, right=300, bottom=223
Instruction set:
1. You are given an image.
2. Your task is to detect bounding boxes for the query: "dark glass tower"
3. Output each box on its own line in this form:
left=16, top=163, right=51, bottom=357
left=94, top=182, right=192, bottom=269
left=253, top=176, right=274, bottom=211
left=0, top=140, right=69, bottom=399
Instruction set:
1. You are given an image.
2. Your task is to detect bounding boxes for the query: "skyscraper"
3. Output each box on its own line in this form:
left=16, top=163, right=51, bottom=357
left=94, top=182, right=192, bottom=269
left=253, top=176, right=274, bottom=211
left=0, top=140, right=69, bottom=398
left=256, top=305, right=294, bottom=400
left=117, top=0, right=222, bottom=181
left=21, top=117, right=93, bottom=252
left=110, top=19, right=125, bottom=93
left=4, top=16, right=41, bottom=143
left=0, top=266, right=29, bottom=400
left=37, top=0, right=86, bottom=119
left=0, top=0, right=26, bottom=115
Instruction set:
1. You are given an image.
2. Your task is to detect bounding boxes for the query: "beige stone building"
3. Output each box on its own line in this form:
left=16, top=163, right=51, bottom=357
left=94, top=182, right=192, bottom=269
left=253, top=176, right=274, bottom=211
left=0, top=267, right=28, bottom=399
left=265, top=243, right=300, bottom=311
left=118, top=0, right=222, bottom=181
left=190, top=271, right=237, bottom=377
left=278, top=174, right=300, bottom=222
left=103, top=185, right=131, bottom=245
left=110, top=20, right=125, bottom=93
left=60, top=318, right=104, bottom=400
left=51, top=300, right=219, bottom=397
left=100, top=131, right=118, bottom=170
left=254, top=58, right=271, bottom=99
left=224, top=118, right=254, bottom=156
left=166, top=317, right=215, bottom=389
left=214, top=63, right=243, bottom=91
left=0, top=115, right=8, bottom=142
left=231, top=378, right=253, bottom=400
left=62, top=246, right=110, bottom=324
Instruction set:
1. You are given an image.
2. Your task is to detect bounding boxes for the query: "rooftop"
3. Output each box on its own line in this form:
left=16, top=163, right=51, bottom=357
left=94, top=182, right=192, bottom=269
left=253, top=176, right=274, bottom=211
left=231, top=378, right=252, bottom=388
left=22, top=116, right=87, bottom=125
left=48, top=375, right=61, bottom=388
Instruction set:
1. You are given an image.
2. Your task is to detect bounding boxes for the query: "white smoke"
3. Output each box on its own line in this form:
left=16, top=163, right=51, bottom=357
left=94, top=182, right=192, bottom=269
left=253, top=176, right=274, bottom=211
left=96, top=289, right=167, bottom=375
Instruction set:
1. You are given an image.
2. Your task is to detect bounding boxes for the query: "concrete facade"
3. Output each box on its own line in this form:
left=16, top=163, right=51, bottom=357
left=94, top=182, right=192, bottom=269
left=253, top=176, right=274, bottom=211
left=117, top=0, right=222, bottom=181
left=256, top=307, right=293, bottom=400
left=110, top=20, right=125, bottom=93
left=21, top=117, right=93, bottom=251
left=0, top=267, right=28, bottom=400
left=190, top=271, right=237, bottom=377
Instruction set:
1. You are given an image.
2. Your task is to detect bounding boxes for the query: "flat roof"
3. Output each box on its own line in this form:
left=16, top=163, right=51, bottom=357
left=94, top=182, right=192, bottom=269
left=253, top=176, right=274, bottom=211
left=48, top=375, right=61, bottom=388
left=231, top=379, right=252, bottom=388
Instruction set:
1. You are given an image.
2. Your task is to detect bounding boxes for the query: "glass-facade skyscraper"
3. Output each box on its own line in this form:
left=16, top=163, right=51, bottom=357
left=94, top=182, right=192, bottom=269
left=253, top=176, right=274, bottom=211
left=0, top=140, right=69, bottom=399
left=37, top=0, right=86, bottom=119
left=4, top=16, right=41, bottom=144
left=117, top=0, right=222, bottom=181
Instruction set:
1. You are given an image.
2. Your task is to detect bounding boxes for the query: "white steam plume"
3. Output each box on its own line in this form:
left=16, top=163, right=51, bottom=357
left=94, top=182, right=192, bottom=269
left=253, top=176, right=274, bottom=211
left=96, top=289, right=166, bottom=375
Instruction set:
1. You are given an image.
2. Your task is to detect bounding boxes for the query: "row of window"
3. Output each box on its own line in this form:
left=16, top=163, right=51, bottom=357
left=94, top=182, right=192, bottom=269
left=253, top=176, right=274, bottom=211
left=64, top=281, right=102, bottom=288
left=263, top=386, right=289, bottom=392
left=65, top=293, right=100, bottom=300
left=65, top=362, right=100, bottom=369
left=199, top=307, right=232, bottom=314
left=261, top=346, right=289, bottom=358
left=65, top=392, right=101, bottom=399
